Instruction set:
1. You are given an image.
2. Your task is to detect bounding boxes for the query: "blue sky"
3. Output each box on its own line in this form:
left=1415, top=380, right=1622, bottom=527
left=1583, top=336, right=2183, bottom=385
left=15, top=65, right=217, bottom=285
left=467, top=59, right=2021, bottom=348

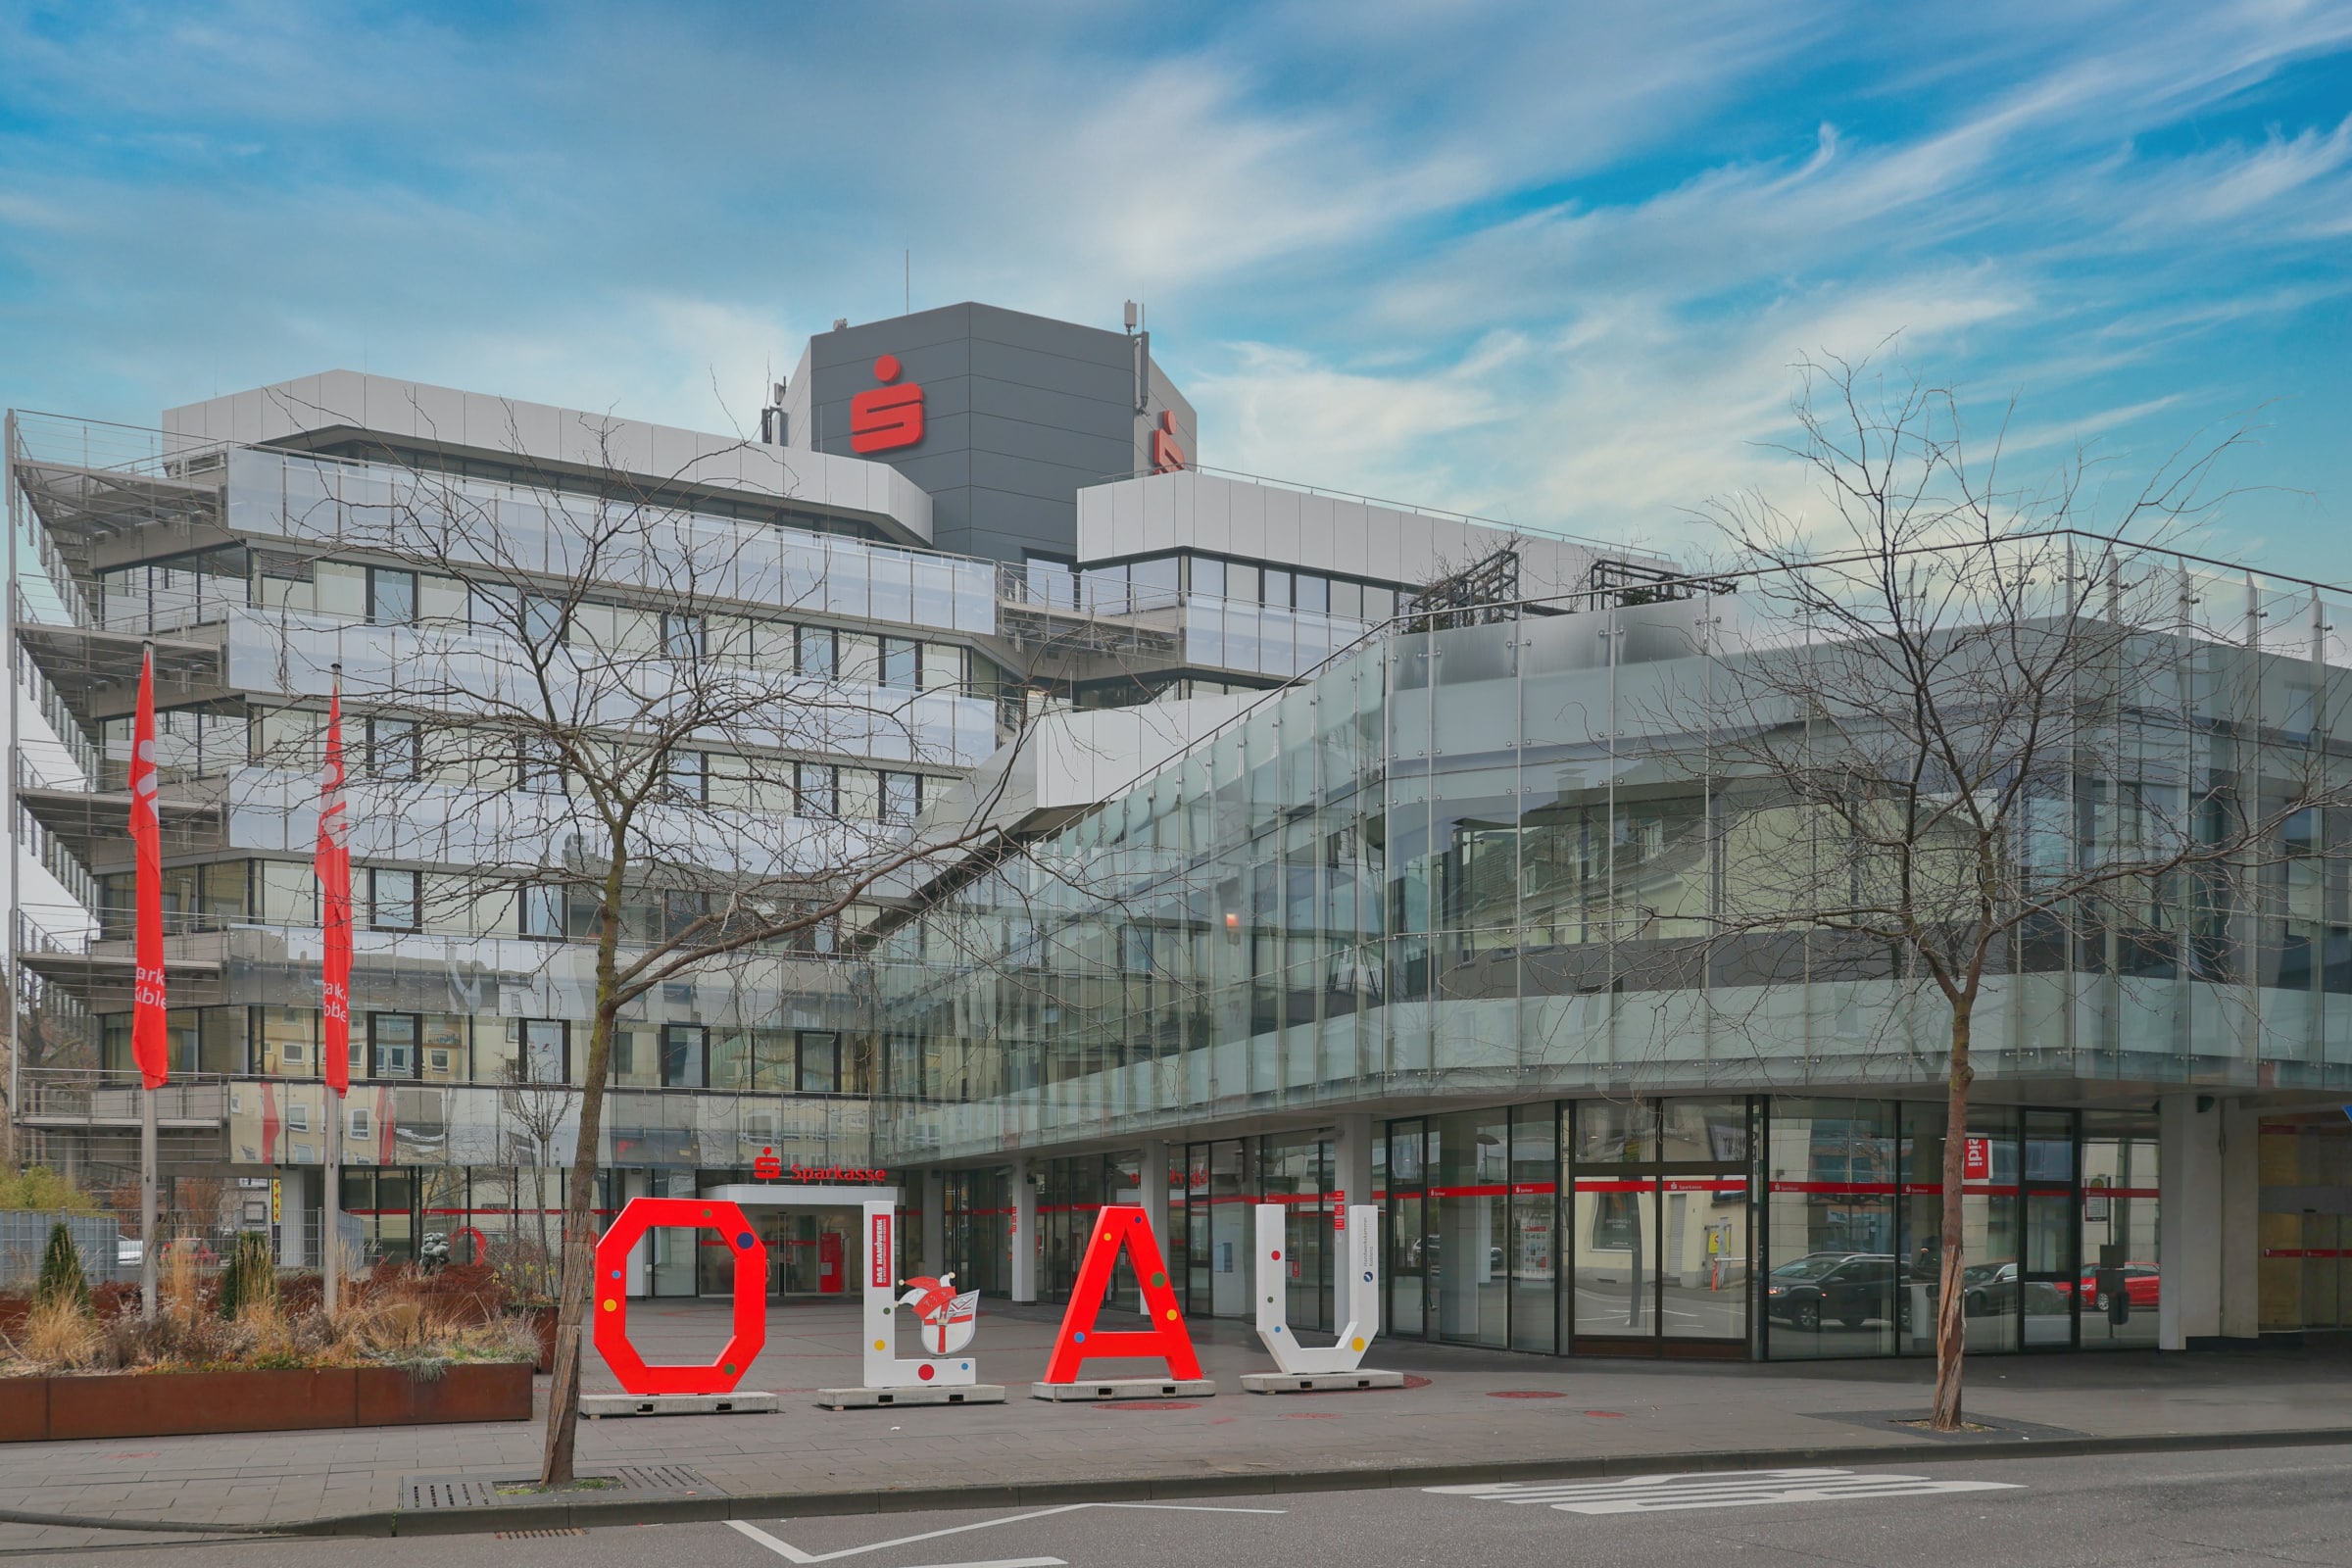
left=2, top=0, right=2349, bottom=574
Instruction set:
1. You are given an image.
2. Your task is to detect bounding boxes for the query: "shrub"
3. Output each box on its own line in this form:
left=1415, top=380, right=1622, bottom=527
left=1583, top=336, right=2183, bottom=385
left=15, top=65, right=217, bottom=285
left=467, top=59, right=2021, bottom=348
left=218, top=1232, right=276, bottom=1320
left=34, top=1223, right=90, bottom=1314
left=0, top=1167, right=98, bottom=1212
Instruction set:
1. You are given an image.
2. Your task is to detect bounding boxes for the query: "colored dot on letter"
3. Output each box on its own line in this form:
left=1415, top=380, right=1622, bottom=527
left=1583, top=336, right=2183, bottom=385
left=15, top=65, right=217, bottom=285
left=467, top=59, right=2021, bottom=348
left=1164, top=1308, right=1178, bottom=1321
left=1270, top=1250, right=1281, bottom=1261
left=873, top=1339, right=887, bottom=1350
left=1350, top=1337, right=1366, bottom=1351
left=1151, top=1271, right=1167, bottom=1288
left=917, top=1364, right=935, bottom=1382
left=724, top=1363, right=736, bottom=1376
left=602, top=1298, right=615, bottom=1312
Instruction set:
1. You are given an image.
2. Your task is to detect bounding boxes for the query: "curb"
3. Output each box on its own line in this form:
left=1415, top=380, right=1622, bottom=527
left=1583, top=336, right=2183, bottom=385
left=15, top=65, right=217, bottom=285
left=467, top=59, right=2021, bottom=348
left=13, top=1424, right=2344, bottom=1541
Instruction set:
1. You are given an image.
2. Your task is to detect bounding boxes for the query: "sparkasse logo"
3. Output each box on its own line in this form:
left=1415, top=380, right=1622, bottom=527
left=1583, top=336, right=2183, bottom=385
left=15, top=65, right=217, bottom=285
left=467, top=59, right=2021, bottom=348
left=851, top=354, right=924, bottom=454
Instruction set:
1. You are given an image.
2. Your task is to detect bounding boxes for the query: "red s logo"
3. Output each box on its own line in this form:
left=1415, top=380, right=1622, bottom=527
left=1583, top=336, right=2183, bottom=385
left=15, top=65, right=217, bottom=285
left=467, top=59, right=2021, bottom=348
left=1150, top=409, right=1186, bottom=473
left=851, top=354, right=924, bottom=454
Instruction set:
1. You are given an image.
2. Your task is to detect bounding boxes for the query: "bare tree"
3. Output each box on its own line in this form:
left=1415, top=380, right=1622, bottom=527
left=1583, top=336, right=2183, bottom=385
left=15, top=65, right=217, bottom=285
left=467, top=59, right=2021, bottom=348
left=244, top=409, right=1034, bottom=1485
left=1673, top=357, right=2343, bottom=1428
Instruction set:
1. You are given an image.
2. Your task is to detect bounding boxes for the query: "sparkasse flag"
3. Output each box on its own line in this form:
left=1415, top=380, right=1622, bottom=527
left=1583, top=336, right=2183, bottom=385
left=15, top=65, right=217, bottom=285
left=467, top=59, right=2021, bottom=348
left=127, top=649, right=168, bottom=1090
left=317, top=686, right=352, bottom=1098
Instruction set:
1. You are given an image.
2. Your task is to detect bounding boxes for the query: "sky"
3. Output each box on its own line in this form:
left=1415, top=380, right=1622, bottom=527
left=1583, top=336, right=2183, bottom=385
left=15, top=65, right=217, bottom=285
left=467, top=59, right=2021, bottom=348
left=2, top=0, right=2349, bottom=576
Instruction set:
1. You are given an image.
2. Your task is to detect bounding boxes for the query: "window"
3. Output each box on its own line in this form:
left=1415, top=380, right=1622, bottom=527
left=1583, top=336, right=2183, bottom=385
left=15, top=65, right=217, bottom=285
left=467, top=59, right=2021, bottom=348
left=368, top=568, right=416, bottom=626
left=1190, top=556, right=1226, bottom=601
left=369, top=868, right=420, bottom=932
left=518, top=884, right=565, bottom=940
left=1329, top=579, right=1363, bottom=620
left=666, top=750, right=708, bottom=804
left=517, top=737, right=564, bottom=794
left=880, top=771, right=920, bottom=825
left=796, top=625, right=837, bottom=678
left=516, top=1019, right=567, bottom=1084
left=1262, top=567, right=1292, bottom=609
left=1130, top=556, right=1180, bottom=611
left=661, top=1024, right=707, bottom=1088
left=662, top=613, right=706, bottom=659
left=1227, top=563, right=1259, bottom=606
left=368, top=1012, right=418, bottom=1080
left=797, top=1030, right=840, bottom=1094
left=1295, top=574, right=1328, bottom=614
left=368, top=718, right=420, bottom=782
left=523, top=595, right=566, bottom=646
left=880, top=636, right=918, bottom=690
left=796, top=762, right=838, bottom=818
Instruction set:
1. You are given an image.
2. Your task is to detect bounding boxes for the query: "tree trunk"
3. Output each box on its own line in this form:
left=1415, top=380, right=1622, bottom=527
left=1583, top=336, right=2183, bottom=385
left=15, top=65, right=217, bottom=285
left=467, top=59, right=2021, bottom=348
left=539, top=869, right=629, bottom=1489
left=1931, top=1003, right=1974, bottom=1431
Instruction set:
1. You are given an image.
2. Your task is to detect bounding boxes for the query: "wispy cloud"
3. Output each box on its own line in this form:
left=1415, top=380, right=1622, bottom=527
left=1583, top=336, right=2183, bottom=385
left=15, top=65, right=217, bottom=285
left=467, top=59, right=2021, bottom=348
left=1, top=0, right=2348, bottom=574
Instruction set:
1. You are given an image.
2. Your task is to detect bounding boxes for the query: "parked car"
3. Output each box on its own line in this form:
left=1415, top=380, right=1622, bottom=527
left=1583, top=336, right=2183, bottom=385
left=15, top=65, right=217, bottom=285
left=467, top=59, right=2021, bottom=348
left=115, top=1237, right=142, bottom=1269
left=1961, top=1261, right=2017, bottom=1317
left=1765, top=1251, right=1896, bottom=1331
left=2077, top=1261, right=2160, bottom=1311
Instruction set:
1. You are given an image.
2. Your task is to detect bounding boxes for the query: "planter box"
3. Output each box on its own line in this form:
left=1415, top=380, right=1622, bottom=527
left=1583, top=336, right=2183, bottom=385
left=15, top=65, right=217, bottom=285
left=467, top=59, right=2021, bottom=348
left=0, top=1362, right=532, bottom=1443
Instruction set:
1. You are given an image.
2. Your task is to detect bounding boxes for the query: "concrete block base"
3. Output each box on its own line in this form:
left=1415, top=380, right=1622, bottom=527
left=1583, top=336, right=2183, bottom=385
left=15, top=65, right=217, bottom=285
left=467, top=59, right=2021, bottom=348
left=580, top=1391, right=778, bottom=1418
left=813, top=1385, right=1007, bottom=1410
left=1241, top=1369, right=1406, bottom=1394
left=1030, top=1378, right=1215, bottom=1402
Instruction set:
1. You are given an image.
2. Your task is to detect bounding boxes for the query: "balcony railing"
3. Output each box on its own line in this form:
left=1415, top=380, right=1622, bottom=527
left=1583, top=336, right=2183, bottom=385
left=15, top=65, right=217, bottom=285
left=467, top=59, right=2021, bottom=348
left=17, top=1066, right=230, bottom=1127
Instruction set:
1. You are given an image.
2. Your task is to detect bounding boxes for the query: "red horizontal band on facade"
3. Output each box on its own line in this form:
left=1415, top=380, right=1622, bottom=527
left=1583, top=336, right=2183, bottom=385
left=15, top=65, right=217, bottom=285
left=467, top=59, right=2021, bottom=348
left=1770, top=1182, right=1900, bottom=1195
left=2262, top=1249, right=2352, bottom=1258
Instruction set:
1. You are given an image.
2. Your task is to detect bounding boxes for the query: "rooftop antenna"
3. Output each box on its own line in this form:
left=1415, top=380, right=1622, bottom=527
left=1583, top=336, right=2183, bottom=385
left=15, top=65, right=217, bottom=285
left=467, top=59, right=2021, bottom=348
left=1123, top=300, right=1139, bottom=335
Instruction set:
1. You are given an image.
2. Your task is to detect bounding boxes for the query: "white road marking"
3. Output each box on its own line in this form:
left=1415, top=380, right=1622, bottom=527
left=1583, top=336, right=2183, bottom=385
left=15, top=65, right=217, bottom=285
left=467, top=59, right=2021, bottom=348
left=728, top=1502, right=1285, bottom=1563
left=1427, top=1468, right=2022, bottom=1514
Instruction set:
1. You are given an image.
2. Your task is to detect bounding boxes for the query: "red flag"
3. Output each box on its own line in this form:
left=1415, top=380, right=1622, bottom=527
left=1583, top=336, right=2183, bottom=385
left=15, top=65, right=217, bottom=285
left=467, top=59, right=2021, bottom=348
left=128, top=650, right=169, bottom=1090
left=317, top=685, right=352, bottom=1099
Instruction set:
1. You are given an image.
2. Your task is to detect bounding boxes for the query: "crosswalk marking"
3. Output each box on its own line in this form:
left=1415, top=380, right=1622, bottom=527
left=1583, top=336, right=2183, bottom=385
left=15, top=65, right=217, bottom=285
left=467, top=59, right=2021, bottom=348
left=1427, top=1468, right=2022, bottom=1514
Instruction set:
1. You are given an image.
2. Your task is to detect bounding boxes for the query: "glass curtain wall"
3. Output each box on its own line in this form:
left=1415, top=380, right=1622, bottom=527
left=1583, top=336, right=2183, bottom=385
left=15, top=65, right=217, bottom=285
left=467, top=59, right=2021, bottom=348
left=942, top=1168, right=1011, bottom=1297
left=2080, top=1112, right=2160, bottom=1347
left=1260, top=1132, right=1335, bottom=1334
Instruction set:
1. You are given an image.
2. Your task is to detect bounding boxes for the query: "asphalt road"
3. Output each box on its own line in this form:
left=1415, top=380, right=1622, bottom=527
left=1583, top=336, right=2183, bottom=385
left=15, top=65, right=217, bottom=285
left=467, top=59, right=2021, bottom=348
left=24, top=1444, right=2352, bottom=1567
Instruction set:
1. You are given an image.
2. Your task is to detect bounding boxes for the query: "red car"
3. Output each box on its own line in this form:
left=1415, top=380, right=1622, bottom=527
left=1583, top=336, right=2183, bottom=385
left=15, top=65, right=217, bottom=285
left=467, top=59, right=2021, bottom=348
left=2070, top=1262, right=2159, bottom=1311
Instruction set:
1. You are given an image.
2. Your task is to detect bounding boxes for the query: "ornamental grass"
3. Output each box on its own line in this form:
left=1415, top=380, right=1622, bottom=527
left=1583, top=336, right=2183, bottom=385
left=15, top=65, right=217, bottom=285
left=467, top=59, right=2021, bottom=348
left=0, top=1251, right=538, bottom=1377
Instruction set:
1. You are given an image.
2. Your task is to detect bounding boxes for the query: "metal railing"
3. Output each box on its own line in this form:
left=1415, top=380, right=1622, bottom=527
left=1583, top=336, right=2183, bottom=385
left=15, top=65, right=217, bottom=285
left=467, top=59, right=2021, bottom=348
left=17, top=1067, right=231, bottom=1126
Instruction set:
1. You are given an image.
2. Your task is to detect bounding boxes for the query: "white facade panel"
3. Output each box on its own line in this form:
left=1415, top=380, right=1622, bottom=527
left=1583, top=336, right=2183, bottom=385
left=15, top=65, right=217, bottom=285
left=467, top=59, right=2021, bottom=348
left=163, top=371, right=933, bottom=545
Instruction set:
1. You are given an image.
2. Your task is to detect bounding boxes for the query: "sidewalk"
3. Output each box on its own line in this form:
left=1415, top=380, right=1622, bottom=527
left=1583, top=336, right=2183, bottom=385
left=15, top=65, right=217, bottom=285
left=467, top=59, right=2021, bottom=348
left=3, top=1299, right=2348, bottom=1551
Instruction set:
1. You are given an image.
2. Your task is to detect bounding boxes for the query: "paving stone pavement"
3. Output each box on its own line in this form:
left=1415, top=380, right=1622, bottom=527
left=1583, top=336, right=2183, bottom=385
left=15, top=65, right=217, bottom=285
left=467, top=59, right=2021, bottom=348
left=1, top=1299, right=2347, bottom=1553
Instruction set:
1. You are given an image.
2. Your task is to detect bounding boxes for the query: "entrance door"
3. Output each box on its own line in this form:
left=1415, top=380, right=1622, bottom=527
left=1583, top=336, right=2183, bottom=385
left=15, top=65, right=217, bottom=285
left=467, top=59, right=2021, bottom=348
left=767, top=1209, right=858, bottom=1297
left=817, top=1230, right=845, bottom=1294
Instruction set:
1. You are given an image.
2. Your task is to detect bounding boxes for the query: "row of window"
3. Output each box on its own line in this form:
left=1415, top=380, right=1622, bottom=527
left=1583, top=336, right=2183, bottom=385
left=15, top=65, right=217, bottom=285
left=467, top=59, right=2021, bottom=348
left=99, top=858, right=881, bottom=947
left=1033, top=551, right=1403, bottom=621
left=105, top=1004, right=865, bottom=1093
left=237, top=558, right=977, bottom=687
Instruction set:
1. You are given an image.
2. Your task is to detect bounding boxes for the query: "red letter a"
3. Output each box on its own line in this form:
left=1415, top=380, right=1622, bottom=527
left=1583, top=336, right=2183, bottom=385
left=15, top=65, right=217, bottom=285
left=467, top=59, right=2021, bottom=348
left=1040, top=1206, right=1203, bottom=1383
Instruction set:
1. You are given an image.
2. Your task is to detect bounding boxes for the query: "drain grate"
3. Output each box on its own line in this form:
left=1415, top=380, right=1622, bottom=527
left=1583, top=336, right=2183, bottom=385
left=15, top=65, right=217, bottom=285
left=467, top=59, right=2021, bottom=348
left=497, top=1529, right=588, bottom=1540
left=404, top=1476, right=504, bottom=1510
left=612, top=1464, right=719, bottom=1494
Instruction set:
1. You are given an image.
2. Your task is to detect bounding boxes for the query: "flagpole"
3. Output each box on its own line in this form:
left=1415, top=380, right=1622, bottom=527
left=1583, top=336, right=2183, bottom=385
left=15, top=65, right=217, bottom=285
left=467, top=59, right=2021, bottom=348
left=139, top=1078, right=157, bottom=1322
left=324, top=1087, right=340, bottom=1316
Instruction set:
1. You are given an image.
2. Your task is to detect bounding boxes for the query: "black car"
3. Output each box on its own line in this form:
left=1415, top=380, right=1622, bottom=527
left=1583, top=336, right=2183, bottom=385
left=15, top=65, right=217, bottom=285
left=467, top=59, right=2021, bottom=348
left=1765, top=1251, right=1896, bottom=1331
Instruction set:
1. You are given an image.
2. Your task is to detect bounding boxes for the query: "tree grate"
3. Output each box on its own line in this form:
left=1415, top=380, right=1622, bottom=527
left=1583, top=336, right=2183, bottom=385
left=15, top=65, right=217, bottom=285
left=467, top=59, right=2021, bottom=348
left=402, top=1465, right=721, bottom=1510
